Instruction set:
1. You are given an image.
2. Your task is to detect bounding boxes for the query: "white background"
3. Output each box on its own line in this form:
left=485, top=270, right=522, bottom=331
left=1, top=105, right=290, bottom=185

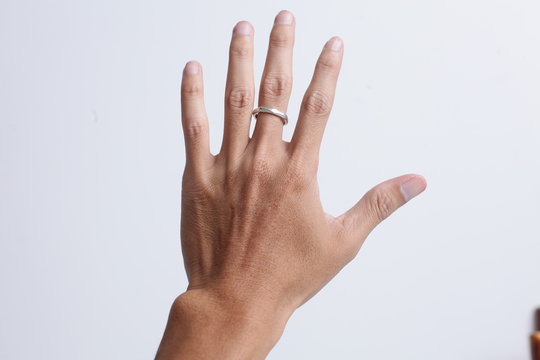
left=1, top=0, right=539, bottom=359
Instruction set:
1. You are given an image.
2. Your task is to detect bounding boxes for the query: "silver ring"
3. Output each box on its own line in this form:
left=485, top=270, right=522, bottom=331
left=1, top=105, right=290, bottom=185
left=251, top=107, right=288, bottom=125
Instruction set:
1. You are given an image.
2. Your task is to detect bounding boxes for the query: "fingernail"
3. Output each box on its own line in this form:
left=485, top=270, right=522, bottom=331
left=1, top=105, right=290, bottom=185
left=325, top=36, right=343, bottom=51
left=233, top=21, right=253, bottom=35
left=275, top=10, right=293, bottom=25
left=400, top=176, right=427, bottom=202
left=184, top=61, right=199, bottom=75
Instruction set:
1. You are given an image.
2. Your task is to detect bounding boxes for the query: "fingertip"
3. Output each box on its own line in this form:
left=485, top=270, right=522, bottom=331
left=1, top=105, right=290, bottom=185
left=184, top=60, right=201, bottom=75
left=324, top=36, right=343, bottom=52
left=233, top=21, right=254, bottom=36
left=399, top=174, right=427, bottom=202
left=274, top=10, right=295, bottom=25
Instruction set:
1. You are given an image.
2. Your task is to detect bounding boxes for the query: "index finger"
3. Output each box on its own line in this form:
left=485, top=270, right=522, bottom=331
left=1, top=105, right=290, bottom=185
left=290, top=36, right=343, bottom=160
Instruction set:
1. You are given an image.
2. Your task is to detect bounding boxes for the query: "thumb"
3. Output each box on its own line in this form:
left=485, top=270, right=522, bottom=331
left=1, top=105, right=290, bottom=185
left=337, top=174, right=427, bottom=248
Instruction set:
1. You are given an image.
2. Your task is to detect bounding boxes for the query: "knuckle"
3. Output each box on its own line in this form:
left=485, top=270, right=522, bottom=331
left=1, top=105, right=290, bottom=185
left=302, top=90, right=332, bottom=117
left=230, top=44, right=250, bottom=58
left=317, top=54, right=340, bottom=72
left=269, top=31, right=292, bottom=48
left=285, top=157, right=313, bottom=190
left=368, top=189, right=395, bottom=222
left=182, top=168, right=214, bottom=197
left=223, top=166, right=240, bottom=194
left=183, top=118, right=207, bottom=138
left=250, top=157, right=273, bottom=183
left=182, top=82, right=201, bottom=97
left=260, top=72, right=291, bottom=98
left=226, top=87, right=253, bottom=110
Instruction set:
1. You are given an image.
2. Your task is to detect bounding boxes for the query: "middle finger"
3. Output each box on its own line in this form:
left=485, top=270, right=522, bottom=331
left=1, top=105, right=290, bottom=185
left=252, top=10, right=296, bottom=146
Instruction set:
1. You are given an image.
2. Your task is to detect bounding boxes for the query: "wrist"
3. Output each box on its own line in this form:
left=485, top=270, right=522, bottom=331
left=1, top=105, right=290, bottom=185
left=156, top=288, right=294, bottom=360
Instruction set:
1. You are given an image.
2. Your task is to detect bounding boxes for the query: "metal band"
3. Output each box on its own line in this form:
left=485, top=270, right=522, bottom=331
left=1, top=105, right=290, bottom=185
left=251, top=107, right=288, bottom=125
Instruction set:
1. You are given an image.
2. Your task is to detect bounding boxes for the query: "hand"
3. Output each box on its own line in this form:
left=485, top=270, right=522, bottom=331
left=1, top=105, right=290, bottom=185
left=156, top=10, right=426, bottom=359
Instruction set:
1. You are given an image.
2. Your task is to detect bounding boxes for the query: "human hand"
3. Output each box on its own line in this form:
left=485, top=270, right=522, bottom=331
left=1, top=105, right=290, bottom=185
left=156, top=10, right=426, bottom=359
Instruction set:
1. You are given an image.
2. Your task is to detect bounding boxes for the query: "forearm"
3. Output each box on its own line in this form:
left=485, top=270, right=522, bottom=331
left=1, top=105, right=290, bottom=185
left=155, top=290, right=292, bottom=360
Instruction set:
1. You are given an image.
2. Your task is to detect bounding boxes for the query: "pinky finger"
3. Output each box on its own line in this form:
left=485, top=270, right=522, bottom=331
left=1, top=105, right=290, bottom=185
left=181, top=61, right=213, bottom=173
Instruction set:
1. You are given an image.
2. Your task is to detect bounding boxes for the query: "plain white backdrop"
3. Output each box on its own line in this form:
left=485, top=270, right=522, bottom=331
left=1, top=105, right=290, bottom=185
left=1, top=0, right=539, bottom=359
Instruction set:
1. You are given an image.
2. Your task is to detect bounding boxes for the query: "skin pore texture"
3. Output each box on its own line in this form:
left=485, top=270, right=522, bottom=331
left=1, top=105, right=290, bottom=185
left=155, top=10, right=427, bottom=359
